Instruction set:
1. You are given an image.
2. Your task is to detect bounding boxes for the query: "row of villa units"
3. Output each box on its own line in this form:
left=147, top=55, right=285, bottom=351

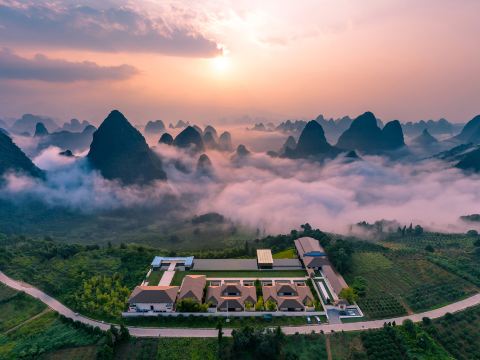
left=127, top=275, right=316, bottom=313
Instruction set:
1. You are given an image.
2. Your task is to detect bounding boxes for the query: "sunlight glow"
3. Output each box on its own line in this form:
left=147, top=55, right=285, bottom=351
left=211, top=55, right=231, bottom=74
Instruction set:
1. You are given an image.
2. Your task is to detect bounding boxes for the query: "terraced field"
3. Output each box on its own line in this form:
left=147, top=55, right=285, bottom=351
left=346, top=251, right=477, bottom=319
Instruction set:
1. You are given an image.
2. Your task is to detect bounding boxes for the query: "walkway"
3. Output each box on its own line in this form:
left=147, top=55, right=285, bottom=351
left=1, top=271, right=479, bottom=338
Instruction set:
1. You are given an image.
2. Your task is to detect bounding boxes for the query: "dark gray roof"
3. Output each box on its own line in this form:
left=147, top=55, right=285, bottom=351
left=304, top=256, right=330, bottom=268
left=193, top=259, right=258, bottom=270
left=277, top=284, right=296, bottom=294
left=278, top=297, right=303, bottom=309
left=218, top=298, right=243, bottom=309
left=272, top=259, right=302, bottom=269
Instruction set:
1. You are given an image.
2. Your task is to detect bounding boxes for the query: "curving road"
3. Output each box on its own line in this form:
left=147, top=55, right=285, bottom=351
left=1, top=271, right=479, bottom=338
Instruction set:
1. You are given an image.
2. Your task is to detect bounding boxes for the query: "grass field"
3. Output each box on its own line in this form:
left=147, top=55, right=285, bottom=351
left=328, top=332, right=364, bottom=360
left=283, top=333, right=328, bottom=359
left=272, top=248, right=297, bottom=259
left=115, top=338, right=159, bottom=360
left=157, top=338, right=219, bottom=360
left=45, top=346, right=98, bottom=360
left=171, top=270, right=307, bottom=286
left=0, top=285, right=47, bottom=332
left=0, top=311, right=101, bottom=359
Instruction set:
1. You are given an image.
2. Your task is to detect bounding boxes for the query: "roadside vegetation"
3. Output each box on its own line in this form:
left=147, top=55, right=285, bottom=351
left=1, top=279, right=480, bottom=359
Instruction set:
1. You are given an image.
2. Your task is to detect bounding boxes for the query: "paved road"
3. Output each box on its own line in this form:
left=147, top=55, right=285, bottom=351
left=1, top=271, right=479, bottom=338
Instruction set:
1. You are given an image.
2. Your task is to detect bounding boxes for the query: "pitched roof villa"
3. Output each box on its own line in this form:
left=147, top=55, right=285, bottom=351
left=206, top=283, right=257, bottom=311
left=128, top=285, right=179, bottom=312
left=262, top=282, right=314, bottom=311
left=178, top=275, right=206, bottom=303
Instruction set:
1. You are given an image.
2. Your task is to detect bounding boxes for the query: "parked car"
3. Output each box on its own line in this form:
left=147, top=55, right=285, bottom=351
left=306, top=316, right=312, bottom=324
left=314, top=316, right=321, bottom=324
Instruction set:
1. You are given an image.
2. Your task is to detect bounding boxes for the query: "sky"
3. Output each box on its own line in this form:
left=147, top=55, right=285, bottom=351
left=1, top=0, right=479, bottom=126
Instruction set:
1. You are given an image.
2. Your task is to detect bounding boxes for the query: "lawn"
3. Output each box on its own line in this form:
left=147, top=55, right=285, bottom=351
left=272, top=248, right=297, bottom=259
left=171, top=270, right=307, bottom=286
left=146, top=270, right=164, bottom=286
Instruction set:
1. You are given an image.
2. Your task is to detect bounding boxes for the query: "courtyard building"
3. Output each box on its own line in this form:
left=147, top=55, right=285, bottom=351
left=262, top=282, right=315, bottom=312
left=206, top=283, right=257, bottom=312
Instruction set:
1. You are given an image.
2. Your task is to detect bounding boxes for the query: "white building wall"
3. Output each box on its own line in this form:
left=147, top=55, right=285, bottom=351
left=134, top=302, right=174, bottom=312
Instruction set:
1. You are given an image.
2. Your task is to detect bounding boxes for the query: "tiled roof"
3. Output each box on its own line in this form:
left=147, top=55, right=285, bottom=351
left=128, top=286, right=179, bottom=304
left=178, top=275, right=206, bottom=302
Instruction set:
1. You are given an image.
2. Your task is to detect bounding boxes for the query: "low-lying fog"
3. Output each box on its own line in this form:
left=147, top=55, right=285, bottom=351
left=2, top=128, right=480, bottom=236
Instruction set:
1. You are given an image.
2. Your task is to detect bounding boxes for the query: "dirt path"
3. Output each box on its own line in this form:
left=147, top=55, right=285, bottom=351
left=325, top=335, right=333, bottom=360
left=399, top=298, right=414, bottom=315
left=4, top=308, right=52, bottom=334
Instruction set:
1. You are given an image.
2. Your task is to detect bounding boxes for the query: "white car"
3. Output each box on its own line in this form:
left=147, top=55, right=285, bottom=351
left=314, top=316, right=321, bottom=324
left=306, top=316, right=312, bottom=324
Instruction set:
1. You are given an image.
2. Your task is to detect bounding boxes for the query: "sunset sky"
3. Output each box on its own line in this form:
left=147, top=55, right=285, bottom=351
left=1, top=0, right=479, bottom=125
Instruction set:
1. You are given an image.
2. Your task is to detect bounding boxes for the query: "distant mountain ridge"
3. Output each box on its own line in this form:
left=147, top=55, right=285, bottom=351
left=11, top=114, right=58, bottom=134
left=453, top=115, right=480, bottom=144
left=336, top=112, right=405, bottom=153
left=0, top=131, right=44, bottom=178
left=284, top=120, right=340, bottom=159
left=145, top=120, right=165, bottom=134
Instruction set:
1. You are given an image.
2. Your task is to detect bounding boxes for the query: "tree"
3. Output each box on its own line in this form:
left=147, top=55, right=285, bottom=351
left=403, top=319, right=416, bottom=336
left=245, top=300, right=254, bottom=311
left=408, top=223, right=413, bottom=234
left=176, top=298, right=207, bottom=312
left=301, top=223, right=312, bottom=232
left=414, top=225, right=424, bottom=236
left=467, top=229, right=478, bottom=237
left=352, top=276, right=367, bottom=297
left=255, top=296, right=264, bottom=311
left=425, top=245, right=435, bottom=253
left=119, top=324, right=130, bottom=342
left=339, top=287, right=358, bottom=304
left=244, top=241, right=250, bottom=256
left=422, top=317, right=431, bottom=326
left=265, top=299, right=277, bottom=311
left=97, top=344, right=114, bottom=360
left=216, top=322, right=223, bottom=344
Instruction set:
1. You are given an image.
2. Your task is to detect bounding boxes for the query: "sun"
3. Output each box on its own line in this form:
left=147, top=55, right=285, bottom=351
left=211, top=56, right=231, bottom=74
